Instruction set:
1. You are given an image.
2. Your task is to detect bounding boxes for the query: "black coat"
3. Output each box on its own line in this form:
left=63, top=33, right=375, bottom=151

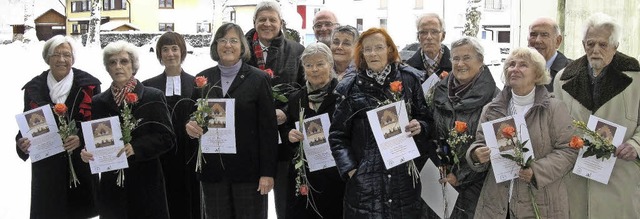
left=142, top=71, right=201, bottom=219
left=283, top=78, right=345, bottom=219
left=405, top=45, right=453, bottom=81
left=545, top=51, right=572, bottom=92
left=193, top=63, right=278, bottom=183
left=329, top=63, right=431, bottom=219
left=428, top=66, right=499, bottom=218
left=17, top=68, right=101, bottom=219
left=92, top=81, right=175, bottom=219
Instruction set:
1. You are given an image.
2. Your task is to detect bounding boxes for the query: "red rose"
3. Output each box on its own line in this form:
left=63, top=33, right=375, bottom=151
left=502, top=126, right=516, bottom=139
left=299, top=184, right=308, bottom=196
left=454, top=121, right=468, bottom=133
left=53, top=103, right=68, bottom=116
left=264, top=69, right=274, bottom=78
left=569, top=136, right=584, bottom=149
left=124, top=93, right=138, bottom=104
left=390, top=81, right=402, bottom=93
left=195, top=76, right=208, bottom=88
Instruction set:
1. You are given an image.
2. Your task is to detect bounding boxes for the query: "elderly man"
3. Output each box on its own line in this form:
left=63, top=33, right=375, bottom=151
left=406, top=13, right=452, bottom=81
left=553, top=12, right=640, bottom=219
left=313, top=10, right=339, bottom=45
left=528, top=17, right=571, bottom=91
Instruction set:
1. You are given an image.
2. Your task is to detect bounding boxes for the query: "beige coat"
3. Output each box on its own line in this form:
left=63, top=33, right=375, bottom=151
left=466, top=86, right=577, bottom=219
left=553, top=52, right=640, bottom=219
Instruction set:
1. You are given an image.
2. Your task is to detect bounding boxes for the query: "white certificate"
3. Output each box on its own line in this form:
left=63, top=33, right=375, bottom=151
left=81, top=116, right=129, bottom=174
left=201, top=98, right=236, bottom=154
left=420, top=159, right=458, bottom=219
left=15, top=105, right=65, bottom=163
left=572, top=115, right=626, bottom=184
left=421, top=72, right=441, bottom=98
left=366, top=100, right=420, bottom=169
left=480, top=114, right=534, bottom=183
left=295, top=113, right=336, bottom=172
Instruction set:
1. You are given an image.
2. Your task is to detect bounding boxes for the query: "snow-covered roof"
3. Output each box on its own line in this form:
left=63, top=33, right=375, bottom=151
left=100, top=21, right=140, bottom=31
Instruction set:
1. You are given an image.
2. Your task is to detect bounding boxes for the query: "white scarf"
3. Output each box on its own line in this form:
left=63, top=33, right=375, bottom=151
left=47, top=70, right=74, bottom=104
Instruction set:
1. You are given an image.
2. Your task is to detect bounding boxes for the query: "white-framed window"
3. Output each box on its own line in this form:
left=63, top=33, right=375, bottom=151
left=197, top=22, right=211, bottom=33
left=497, top=31, right=510, bottom=43
left=104, top=0, right=126, bottom=10
left=357, top=18, right=363, bottom=31
left=380, top=18, right=387, bottom=29
left=159, top=23, right=174, bottom=32
left=485, top=0, right=503, bottom=10
left=159, top=0, right=173, bottom=9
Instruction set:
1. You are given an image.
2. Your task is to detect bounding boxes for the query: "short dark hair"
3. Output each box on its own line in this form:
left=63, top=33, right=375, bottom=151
left=155, top=32, right=187, bottom=64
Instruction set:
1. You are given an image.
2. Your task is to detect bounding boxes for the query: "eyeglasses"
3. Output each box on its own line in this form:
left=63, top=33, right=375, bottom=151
left=303, top=61, right=328, bottom=70
left=331, top=40, right=353, bottom=48
left=50, top=52, right=73, bottom=60
left=363, top=45, right=388, bottom=54
left=313, top=22, right=338, bottom=30
left=451, top=55, right=475, bottom=63
left=417, top=29, right=442, bottom=37
left=216, top=38, right=240, bottom=45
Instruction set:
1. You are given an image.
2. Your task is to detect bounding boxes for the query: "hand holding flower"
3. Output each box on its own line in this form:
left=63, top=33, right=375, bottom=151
left=62, top=135, right=80, bottom=152
left=518, top=168, right=534, bottom=183
left=116, top=143, right=135, bottom=158
left=472, top=146, right=491, bottom=164
left=438, top=173, right=459, bottom=186
left=404, top=119, right=422, bottom=137
left=288, top=129, right=304, bottom=143
left=17, top=137, right=30, bottom=154
left=185, top=121, right=204, bottom=139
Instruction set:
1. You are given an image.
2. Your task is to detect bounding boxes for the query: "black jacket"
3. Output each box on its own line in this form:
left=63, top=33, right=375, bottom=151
left=142, top=71, right=201, bottom=219
left=92, top=81, right=175, bottom=219
left=428, top=66, right=499, bottom=218
left=329, top=63, right=431, bottom=219
left=17, top=68, right=101, bottom=219
left=284, top=78, right=345, bottom=219
left=193, top=63, right=278, bottom=183
left=405, top=45, right=453, bottom=81
left=545, top=51, right=571, bottom=92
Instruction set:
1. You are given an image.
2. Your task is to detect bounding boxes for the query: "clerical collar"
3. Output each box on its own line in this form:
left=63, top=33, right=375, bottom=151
left=165, top=75, right=181, bottom=96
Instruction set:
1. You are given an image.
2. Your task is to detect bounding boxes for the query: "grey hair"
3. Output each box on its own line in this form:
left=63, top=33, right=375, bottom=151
left=582, top=12, right=621, bottom=46
left=210, top=23, right=251, bottom=62
left=102, top=41, right=140, bottom=75
left=42, top=35, right=77, bottom=64
left=529, top=17, right=562, bottom=35
left=253, top=0, right=282, bottom=23
left=416, top=13, right=445, bottom=31
left=330, top=25, right=359, bottom=43
left=451, top=36, right=484, bottom=62
left=300, top=43, right=336, bottom=79
left=502, top=47, right=550, bottom=86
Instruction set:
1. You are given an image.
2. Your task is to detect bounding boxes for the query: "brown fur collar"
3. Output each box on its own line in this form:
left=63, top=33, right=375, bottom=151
left=559, top=52, right=640, bottom=112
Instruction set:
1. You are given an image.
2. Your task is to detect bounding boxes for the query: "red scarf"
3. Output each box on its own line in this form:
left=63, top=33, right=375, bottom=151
left=111, top=77, right=137, bottom=107
left=252, top=32, right=267, bottom=70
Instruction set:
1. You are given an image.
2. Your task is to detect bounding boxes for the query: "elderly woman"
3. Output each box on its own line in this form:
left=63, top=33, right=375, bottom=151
left=330, top=25, right=359, bottom=81
left=141, top=31, right=200, bottom=219
left=244, top=1, right=305, bottom=216
left=16, top=35, right=100, bottom=219
left=424, top=36, right=500, bottom=218
left=185, top=23, right=278, bottom=219
left=329, top=28, right=430, bottom=218
left=466, top=47, right=577, bottom=218
left=285, top=43, right=345, bottom=219
left=81, top=41, right=175, bottom=219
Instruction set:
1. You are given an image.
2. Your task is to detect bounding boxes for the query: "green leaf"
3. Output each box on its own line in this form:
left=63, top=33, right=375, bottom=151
left=501, top=154, right=516, bottom=161
left=294, top=161, right=303, bottom=169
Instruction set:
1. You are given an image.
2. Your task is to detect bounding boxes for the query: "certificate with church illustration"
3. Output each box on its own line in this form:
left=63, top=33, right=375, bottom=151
left=481, top=114, right=534, bottom=183
left=201, top=98, right=236, bottom=154
left=295, top=113, right=335, bottom=172
left=572, top=115, right=626, bottom=185
left=366, top=100, right=420, bottom=169
left=81, top=116, right=129, bottom=174
left=15, top=105, right=65, bottom=163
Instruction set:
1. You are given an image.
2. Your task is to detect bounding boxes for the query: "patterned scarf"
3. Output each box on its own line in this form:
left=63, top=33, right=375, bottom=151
left=306, top=81, right=331, bottom=112
left=447, top=67, right=483, bottom=103
left=365, top=64, right=392, bottom=85
left=111, top=77, right=137, bottom=107
left=252, top=32, right=267, bottom=70
left=421, top=46, right=444, bottom=76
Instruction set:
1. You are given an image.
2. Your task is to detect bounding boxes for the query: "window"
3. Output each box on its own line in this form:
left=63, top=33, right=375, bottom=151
left=197, top=22, right=211, bottom=33
left=230, top=11, right=236, bottom=23
left=72, top=24, right=79, bottom=34
left=497, top=31, right=510, bottom=43
left=72, top=23, right=89, bottom=34
left=159, top=0, right=173, bottom=9
left=485, top=0, right=503, bottom=10
left=380, top=0, right=387, bottom=9
left=71, top=0, right=90, bottom=12
left=104, top=0, right=126, bottom=10
left=159, top=23, right=174, bottom=32
left=356, top=18, right=363, bottom=31
left=380, top=18, right=387, bottom=29
left=415, top=0, right=423, bottom=9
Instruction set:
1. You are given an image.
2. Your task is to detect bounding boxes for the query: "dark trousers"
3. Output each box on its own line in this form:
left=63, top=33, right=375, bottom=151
left=201, top=179, right=267, bottom=219
left=274, top=160, right=290, bottom=219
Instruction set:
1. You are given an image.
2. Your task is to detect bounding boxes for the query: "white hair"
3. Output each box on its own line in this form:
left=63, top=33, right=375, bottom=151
left=582, top=12, right=621, bottom=46
left=416, top=13, right=445, bottom=31
left=42, top=35, right=77, bottom=64
left=253, top=0, right=282, bottom=23
left=102, top=41, right=140, bottom=75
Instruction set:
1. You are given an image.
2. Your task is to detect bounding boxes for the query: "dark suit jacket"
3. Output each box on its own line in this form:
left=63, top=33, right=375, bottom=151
left=405, top=44, right=453, bottom=82
left=193, top=62, right=279, bottom=183
left=546, top=51, right=572, bottom=92
left=92, top=81, right=175, bottom=219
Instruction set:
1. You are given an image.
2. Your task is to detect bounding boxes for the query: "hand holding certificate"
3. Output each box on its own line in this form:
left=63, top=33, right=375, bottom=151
left=15, top=105, right=65, bottom=163
left=80, top=116, right=129, bottom=175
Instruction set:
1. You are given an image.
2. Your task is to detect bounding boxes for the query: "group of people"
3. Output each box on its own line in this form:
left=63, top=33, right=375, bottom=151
left=15, top=0, right=640, bottom=218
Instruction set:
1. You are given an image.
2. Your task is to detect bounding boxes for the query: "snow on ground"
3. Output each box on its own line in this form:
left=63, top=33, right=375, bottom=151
left=0, top=41, right=277, bottom=218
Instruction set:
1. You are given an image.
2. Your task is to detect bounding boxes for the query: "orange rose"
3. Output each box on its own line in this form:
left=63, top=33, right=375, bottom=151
left=195, top=76, right=208, bottom=88
left=264, top=69, right=274, bottom=78
left=299, top=184, right=308, bottom=196
left=53, top=103, right=68, bottom=116
left=390, top=81, right=403, bottom=93
left=124, top=93, right=138, bottom=104
left=454, top=121, right=468, bottom=133
left=440, top=71, right=449, bottom=79
left=569, top=136, right=584, bottom=149
left=502, top=126, right=516, bottom=139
